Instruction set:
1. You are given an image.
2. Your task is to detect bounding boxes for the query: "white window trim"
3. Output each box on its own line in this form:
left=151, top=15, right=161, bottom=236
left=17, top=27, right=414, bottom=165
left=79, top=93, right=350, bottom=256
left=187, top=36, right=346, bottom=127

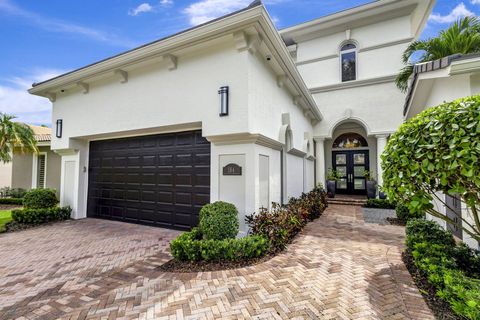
left=32, top=152, right=47, bottom=189
left=340, top=44, right=358, bottom=82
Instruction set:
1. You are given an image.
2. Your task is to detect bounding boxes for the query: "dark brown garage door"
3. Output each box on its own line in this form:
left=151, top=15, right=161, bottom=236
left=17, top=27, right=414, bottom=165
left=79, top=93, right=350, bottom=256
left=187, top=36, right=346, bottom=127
left=87, top=130, right=210, bottom=230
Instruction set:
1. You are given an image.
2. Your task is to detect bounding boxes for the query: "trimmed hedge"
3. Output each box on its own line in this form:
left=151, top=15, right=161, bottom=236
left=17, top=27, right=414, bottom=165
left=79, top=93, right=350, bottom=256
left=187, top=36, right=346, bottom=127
left=406, top=219, right=480, bottom=319
left=396, top=204, right=424, bottom=223
left=23, top=189, right=58, bottom=209
left=199, top=201, right=239, bottom=240
left=170, top=228, right=269, bottom=262
left=246, top=186, right=328, bottom=253
left=0, top=198, right=23, bottom=205
left=11, top=206, right=72, bottom=225
left=364, top=199, right=396, bottom=209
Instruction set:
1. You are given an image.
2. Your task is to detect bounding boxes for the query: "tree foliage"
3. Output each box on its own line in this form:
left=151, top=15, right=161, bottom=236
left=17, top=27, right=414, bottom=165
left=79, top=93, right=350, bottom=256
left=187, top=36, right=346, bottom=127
left=396, top=17, right=480, bottom=92
left=382, top=96, right=480, bottom=241
left=0, top=113, right=38, bottom=163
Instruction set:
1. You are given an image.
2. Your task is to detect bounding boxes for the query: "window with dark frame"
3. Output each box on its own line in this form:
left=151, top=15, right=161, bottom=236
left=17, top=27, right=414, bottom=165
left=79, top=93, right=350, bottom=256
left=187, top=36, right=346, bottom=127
left=341, top=43, right=357, bottom=82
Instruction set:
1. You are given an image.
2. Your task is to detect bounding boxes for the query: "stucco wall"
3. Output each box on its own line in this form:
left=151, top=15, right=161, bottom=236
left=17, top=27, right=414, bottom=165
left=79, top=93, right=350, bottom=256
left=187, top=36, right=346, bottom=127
left=52, top=37, right=250, bottom=150
left=0, top=162, right=12, bottom=188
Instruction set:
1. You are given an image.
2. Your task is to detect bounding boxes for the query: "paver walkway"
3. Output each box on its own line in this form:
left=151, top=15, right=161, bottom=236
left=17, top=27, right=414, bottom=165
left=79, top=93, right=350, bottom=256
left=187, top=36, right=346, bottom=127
left=0, top=205, right=434, bottom=319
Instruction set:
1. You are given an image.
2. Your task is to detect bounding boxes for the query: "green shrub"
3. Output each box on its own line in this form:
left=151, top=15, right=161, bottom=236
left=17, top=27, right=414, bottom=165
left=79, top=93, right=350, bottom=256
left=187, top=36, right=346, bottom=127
left=406, top=219, right=480, bottom=319
left=0, top=198, right=23, bottom=205
left=364, top=199, right=396, bottom=209
left=0, top=187, right=27, bottom=198
left=199, top=201, right=239, bottom=240
left=170, top=228, right=269, bottom=262
left=11, top=206, right=71, bottom=225
left=23, top=189, right=58, bottom=209
left=396, top=204, right=425, bottom=222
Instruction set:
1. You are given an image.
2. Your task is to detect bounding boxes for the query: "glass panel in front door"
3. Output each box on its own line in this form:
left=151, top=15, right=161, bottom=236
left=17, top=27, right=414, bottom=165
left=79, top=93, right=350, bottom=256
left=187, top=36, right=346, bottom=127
left=353, top=153, right=366, bottom=191
left=336, top=165, right=347, bottom=190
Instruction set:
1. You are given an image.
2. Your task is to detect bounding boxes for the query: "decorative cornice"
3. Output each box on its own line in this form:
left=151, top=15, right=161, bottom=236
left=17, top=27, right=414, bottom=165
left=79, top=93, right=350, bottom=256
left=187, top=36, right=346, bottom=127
left=296, top=54, right=338, bottom=66
left=358, top=37, right=413, bottom=53
left=310, top=74, right=396, bottom=93
left=206, top=133, right=283, bottom=150
left=287, top=147, right=307, bottom=158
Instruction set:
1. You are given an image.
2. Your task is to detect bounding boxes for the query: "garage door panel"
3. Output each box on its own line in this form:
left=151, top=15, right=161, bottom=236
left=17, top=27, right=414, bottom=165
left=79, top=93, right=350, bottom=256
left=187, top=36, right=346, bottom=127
left=87, top=130, right=210, bottom=230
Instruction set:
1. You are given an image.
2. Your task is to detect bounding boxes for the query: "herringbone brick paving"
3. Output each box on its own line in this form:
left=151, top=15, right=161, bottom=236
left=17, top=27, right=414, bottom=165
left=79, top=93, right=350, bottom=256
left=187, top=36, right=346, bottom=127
left=0, top=205, right=434, bottom=319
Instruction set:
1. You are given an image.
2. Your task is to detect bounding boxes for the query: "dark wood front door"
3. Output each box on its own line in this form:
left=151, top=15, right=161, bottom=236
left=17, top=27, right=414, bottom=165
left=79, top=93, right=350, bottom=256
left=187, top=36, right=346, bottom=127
left=333, top=150, right=369, bottom=195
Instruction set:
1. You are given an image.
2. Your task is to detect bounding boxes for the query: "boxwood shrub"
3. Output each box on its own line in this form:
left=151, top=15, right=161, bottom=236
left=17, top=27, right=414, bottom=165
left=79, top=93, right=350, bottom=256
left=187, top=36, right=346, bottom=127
left=406, top=219, right=480, bottom=319
left=364, top=198, right=396, bottom=209
left=199, top=201, right=239, bottom=240
left=0, top=198, right=23, bottom=205
left=11, top=206, right=72, bottom=225
left=170, top=228, right=269, bottom=262
left=23, top=189, right=58, bottom=209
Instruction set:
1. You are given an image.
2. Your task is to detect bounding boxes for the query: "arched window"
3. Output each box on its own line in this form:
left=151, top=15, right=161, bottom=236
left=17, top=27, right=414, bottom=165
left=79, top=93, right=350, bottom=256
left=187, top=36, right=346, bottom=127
left=333, top=133, right=367, bottom=149
left=340, top=43, right=357, bottom=82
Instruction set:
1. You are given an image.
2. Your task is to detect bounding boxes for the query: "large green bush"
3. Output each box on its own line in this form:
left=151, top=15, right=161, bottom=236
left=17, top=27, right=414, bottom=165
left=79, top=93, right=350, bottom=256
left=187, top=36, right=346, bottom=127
left=11, top=206, right=72, bottom=225
left=199, top=201, right=239, bottom=240
left=170, top=227, right=269, bottom=262
left=382, top=95, right=480, bottom=242
left=406, top=219, right=480, bottom=319
left=396, top=204, right=424, bottom=222
left=23, top=189, right=58, bottom=209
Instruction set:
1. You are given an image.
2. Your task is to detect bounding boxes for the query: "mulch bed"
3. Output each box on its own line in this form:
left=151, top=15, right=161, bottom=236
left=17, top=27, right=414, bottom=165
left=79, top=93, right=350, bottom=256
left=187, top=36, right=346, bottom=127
left=0, top=205, right=21, bottom=210
left=402, top=250, right=461, bottom=320
left=158, top=254, right=275, bottom=273
left=387, top=217, right=406, bottom=226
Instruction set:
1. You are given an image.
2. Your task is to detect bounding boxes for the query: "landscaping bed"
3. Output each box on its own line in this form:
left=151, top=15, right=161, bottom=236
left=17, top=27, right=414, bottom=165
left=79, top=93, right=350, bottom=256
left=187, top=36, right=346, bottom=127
left=404, top=219, right=480, bottom=319
left=163, top=186, right=328, bottom=272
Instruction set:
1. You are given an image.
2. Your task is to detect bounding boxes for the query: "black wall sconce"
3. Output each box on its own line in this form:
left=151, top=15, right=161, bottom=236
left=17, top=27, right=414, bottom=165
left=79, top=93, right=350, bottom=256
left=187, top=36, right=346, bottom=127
left=56, top=119, right=63, bottom=138
left=218, top=86, right=229, bottom=116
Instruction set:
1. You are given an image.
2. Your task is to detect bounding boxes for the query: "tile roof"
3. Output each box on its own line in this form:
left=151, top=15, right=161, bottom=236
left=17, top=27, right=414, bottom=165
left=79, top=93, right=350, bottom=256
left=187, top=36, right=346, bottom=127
left=28, top=125, right=51, bottom=142
left=403, top=53, right=480, bottom=116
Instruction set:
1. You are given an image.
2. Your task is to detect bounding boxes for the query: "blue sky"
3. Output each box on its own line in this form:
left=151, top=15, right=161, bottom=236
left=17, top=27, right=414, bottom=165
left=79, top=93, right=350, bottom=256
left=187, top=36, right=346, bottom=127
left=0, top=0, right=478, bottom=125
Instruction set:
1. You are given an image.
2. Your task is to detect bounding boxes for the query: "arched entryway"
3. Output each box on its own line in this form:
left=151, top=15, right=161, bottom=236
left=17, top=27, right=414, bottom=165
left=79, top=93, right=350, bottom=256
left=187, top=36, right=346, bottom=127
left=332, top=133, right=369, bottom=195
left=327, top=122, right=374, bottom=196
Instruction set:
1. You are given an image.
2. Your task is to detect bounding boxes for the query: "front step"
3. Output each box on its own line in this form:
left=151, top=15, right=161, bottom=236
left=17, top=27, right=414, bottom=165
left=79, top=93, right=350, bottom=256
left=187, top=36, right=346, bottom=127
left=327, top=198, right=367, bottom=207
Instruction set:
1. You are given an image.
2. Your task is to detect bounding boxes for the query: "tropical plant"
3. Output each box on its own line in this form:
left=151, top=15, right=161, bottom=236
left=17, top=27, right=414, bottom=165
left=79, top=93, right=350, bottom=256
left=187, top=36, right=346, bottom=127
left=326, top=169, right=340, bottom=181
left=396, top=16, right=480, bottom=92
left=0, top=113, right=38, bottom=163
left=382, top=96, right=480, bottom=242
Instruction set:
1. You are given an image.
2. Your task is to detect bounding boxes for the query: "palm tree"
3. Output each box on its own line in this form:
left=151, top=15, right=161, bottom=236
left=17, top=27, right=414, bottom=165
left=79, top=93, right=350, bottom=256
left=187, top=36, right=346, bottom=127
left=0, top=113, right=38, bottom=163
left=396, top=16, right=480, bottom=92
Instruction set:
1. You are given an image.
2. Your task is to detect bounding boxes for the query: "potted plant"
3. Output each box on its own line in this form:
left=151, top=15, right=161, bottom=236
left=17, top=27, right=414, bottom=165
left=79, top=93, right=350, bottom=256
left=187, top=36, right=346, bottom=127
left=378, top=186, right=387, bottom=200
left=364, top=170, right=377, bottom=199
left=326, top=169, right=340, bottom=198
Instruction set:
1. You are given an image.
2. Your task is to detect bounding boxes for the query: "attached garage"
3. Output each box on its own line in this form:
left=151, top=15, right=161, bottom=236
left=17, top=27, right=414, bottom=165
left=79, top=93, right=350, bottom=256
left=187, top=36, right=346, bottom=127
left=87, top=130, right=210, bottom=230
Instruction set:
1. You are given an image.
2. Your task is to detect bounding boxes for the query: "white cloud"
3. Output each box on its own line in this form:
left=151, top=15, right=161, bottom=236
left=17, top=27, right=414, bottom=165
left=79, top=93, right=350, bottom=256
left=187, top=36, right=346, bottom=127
left=183, top=0, right=252, bottom=25
left=0, top=69, right=65, bottom=125
left=471, top=0, right=480, bottom=4
left=429, top=3, right=475, bottom=24
left=160, top=0, right=174, bottom=6
left=129, top=3, right=153, bottom=16
left=0, top=0, right=135, bottom=47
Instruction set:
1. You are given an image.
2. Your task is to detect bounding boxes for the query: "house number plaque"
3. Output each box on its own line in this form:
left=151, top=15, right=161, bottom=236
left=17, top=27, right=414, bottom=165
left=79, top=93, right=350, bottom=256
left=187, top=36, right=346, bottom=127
left=223, top=163, right=242, bottom=176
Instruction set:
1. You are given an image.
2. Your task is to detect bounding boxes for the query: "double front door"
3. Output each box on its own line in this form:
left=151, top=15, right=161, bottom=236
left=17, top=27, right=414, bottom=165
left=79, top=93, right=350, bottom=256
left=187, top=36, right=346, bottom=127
left=333, top=150, right=369, bottom=195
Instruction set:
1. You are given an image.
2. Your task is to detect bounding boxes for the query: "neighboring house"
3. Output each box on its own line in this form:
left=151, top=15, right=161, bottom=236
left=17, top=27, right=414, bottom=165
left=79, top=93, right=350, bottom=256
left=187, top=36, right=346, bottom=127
left=0, top=161, right=12, bottom=189
left=3, top=125, right=62, bottom=194
left=28, top=0, right=434, bottom=235
left=404, top=54, right=480, bottom=249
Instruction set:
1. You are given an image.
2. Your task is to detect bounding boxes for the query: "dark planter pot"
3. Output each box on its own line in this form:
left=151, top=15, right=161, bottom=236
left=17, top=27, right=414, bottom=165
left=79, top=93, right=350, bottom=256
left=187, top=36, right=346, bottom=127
left=366, top=180, right=377, bottom=199
left=379, top=192, right=387, bottom=200
left=327, top=180, right=336, bottom=198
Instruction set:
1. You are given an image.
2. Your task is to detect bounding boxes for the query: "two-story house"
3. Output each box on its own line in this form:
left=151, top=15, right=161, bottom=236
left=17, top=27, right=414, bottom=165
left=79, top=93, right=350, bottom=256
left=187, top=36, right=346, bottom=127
left=28, top=0, right=434, bottom=235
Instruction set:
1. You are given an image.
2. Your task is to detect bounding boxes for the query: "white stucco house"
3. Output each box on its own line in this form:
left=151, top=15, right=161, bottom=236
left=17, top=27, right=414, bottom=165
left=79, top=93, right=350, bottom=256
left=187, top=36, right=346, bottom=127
left=404, top=53, right=480, bottom=249
left=28, top=0, right=434, bottom=235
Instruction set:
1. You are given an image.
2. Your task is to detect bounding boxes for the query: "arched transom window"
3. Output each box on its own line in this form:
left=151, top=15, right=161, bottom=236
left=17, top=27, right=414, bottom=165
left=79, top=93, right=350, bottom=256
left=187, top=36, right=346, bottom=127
left=333, top=133, right=367, bottom=149
left=340, top=43, right=357, bottom=82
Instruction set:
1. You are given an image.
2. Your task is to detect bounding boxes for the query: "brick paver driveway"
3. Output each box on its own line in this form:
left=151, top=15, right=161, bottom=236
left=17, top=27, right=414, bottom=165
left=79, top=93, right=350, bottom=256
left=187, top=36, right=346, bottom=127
left=0, top=205, right=433, bottom=320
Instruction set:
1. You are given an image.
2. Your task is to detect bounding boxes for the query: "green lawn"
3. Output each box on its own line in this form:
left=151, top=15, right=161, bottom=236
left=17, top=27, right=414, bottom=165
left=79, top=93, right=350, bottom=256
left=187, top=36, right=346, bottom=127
left=0, top=210, right=12, bottom=232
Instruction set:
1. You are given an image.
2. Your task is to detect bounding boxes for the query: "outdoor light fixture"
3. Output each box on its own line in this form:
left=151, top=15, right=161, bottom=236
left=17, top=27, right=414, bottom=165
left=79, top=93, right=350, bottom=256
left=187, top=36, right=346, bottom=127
left=56, top=119, right=63, bottom=138
left=218, top=86, right=229, bottom=116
